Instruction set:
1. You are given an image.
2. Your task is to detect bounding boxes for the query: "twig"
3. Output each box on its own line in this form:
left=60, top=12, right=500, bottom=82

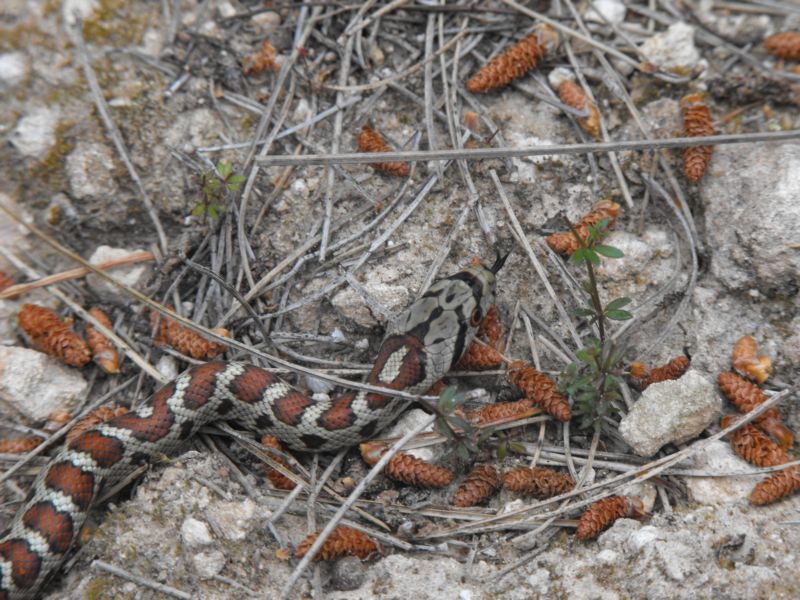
left=0, top=251, right=155, bottom=299
left=92, top=560, right=192, bottom=599
left=257, top=129, right=800, bottom=167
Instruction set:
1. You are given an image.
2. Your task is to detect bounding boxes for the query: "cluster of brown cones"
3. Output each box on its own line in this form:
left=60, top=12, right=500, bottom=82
left=17, top=304, right=119, bottom=372
left=718, top=335, right=797, bottom=506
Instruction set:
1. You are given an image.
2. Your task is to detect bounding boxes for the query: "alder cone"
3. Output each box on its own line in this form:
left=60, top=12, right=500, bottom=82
left=151, top=309, right=230, bottom=360
left=507, top=361, right=571, bottom=421
left=718, top=372, right=779, bottom=421
left=17, top=303, right=91, bottom=367
left=242, top=40, right=278, bottom=75
left=261, top=435, right=296, bottom=490
left=750, top=466, right=800, bottom=506
left=67, top=405, right=129, bottom=444
left=637, top=355, right=690, bottom=390
left=757, top=416, right=794, bottom=451
left=466, top=397, right=537, bottom=426
left=731, top=335, right=772, bottom=384
left=0, top=437, right=43, bottom=454
left=576, top=496, right=645, bottom=541
left=0, top=271, right=15, bottom=293
left=453, top=465, right=500, bottom=507
left=680, top=93, right=714, bottom=182
left=502, top=466, right=574, bottom=499
left=383, top=452, right=454, bottom=488
left=466, top=24, right=559, bottom=92
left=295, top=526, right=382, bottom=560
left=85, top=307, right=120, bottom=374
left=357, top=125, right=410, bottom=177
left=558, top=80, right=601, bottom=139
left=456, top=305, right=504, bottom=370
left=545, top=200, right=621, bottom=257
left=720, top=416, right=789, bottom=468
left=763, top=32, right=800, bottom=60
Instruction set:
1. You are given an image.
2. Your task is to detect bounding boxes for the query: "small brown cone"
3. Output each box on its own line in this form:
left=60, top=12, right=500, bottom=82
left=295, top=526, right=382, bottom=561
left=151, top=309, right=230, bottom=360
left=453, top=465, right=500, bottom=507
left=466, top=398, right=539, bottom=426
left=763, top=32, right=800, bottom=60
left=457, top=305, right=505, bottom=370
left=731, top=335, right=772, bottom=384
left=718, top=372, right=779, bottom=421
left=242, top=40, right=278, bottom=75
left=261, top=435, right=296, bottom=490
left=17, top=304, right=92, bottom=367
left=558, top=80, right=601, bottom=139
left=85, top=307, right=120, bottom=374
left=383, top=453, right=454, bottom=488
left=636, top=356, right=690, bottom=390
left=680, top=93, right=714, bottom=182
left=466, top=24, right=559, bottom=93
left=0, top=437, right=44, bottom=454
left=750, top=466, right=800, bottom=506
left=756, top=417, right=794, bottom=451
left=67, top=405, right=129, bottom=444
left=507, top=361, right=571, bottom=422
left=357, top=125, right=410, bottom=177
left=576, top=496, right=645, bottom=541
left=545, top=200, right=621, bottom=257
left=720, top=415, right=789, bottom=468
left=502, top=466, right=574, bottom=499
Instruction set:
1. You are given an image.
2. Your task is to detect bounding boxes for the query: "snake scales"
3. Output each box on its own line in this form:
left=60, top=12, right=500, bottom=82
left=0, top=257, right=506, bottom=599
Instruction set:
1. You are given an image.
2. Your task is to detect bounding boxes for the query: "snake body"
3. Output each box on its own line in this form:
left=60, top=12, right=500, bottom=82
left=0, top=259, right=503, bottom=599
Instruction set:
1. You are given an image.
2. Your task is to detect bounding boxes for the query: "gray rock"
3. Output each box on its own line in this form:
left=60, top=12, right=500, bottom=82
left=66, top=141, right=118, bottom=200
left=684, top=440, right=760, bottom=505
left=331, top=282, right=410, bottom=328
left=640, top=22, right=701, bottom=70
left=330, top=556, right=368, bottom=591
left=85, top=246, right=150, bottom=302
left=584, top=0, right=626, bottom=25
left=11, top=107, right=59, bottom=159
left=208, top=498, right=257, bottom=542
left=701, top=142, right=800, bottom=294
left=0, top=346, right=88, bottom=422
left=192, top=550, right=225, bottom=579
left=619, top=370, right=720, bottom=457
left=180, top=517, right=213, bottom=548
left=0, top=52, right=28, bottom=90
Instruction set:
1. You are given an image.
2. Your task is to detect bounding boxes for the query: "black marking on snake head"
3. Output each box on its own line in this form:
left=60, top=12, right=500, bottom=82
left=450, top=322, right=468, bottom=370
left=216, top=398, right=234, bottom=416
left=130, top=451, right=150, bottom=466
left=358, top=421, right=378, bottom=439
left=300, top=434, right=327, bottom=450
left=254, top=413, right=274, bottom=430
left=178, top=420, right=194, bottom=440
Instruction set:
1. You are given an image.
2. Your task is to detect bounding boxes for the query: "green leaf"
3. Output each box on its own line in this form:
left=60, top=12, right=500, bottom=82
left=496, top=441, right=507, bottom=460
left=455, top=444, right=470, bottom=460
left=584, top=249, right=600, bottom=265
left=191, top=204, right=205, bottom=217
left=447, top=417, right=471, bottom=432
left=508, top=442, right=527, bottom=455
left=574, top=307, right=597, bottom=318
left=605, top=297, right=631, bottom=311
left=595, top=244, right=623, bottom=258
left=570, top=248, right=587, bottom=265
left=217, top=162, right=232, bottom=178
left=605, top=309, right=633, bottom=321
left=438, top=385, right=458, bottom=411
left=576, top=348, right=596, bottom=364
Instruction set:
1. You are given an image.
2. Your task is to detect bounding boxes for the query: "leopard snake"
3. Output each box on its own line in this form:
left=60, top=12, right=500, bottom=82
left=0, top=256, right=506, bottom=599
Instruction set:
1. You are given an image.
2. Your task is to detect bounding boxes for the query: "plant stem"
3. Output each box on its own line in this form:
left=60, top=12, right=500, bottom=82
left=584, top=258, right=605, bottom=343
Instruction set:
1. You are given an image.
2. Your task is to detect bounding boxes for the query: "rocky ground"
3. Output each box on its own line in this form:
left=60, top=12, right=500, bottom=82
left=0, top=0, right=799, bottom=599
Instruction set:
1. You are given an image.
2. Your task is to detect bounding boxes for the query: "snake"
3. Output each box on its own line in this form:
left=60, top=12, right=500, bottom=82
left=0, top=255, right=507, bottom=599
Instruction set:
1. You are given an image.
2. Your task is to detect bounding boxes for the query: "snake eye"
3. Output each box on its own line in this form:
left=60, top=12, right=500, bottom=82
left=470, top=306, right=483, bottom=327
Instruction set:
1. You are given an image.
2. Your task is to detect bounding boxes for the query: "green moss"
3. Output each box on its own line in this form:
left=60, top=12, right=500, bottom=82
left=84, top=576, right=112, bottom=600
left=81, top=0, right=155, bottom=46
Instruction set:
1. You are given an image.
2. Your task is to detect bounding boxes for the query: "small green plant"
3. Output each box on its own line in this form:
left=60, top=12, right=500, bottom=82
left=559, top=219, right=631, bottom=434
left=192, top=161, right=245, bottom=221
